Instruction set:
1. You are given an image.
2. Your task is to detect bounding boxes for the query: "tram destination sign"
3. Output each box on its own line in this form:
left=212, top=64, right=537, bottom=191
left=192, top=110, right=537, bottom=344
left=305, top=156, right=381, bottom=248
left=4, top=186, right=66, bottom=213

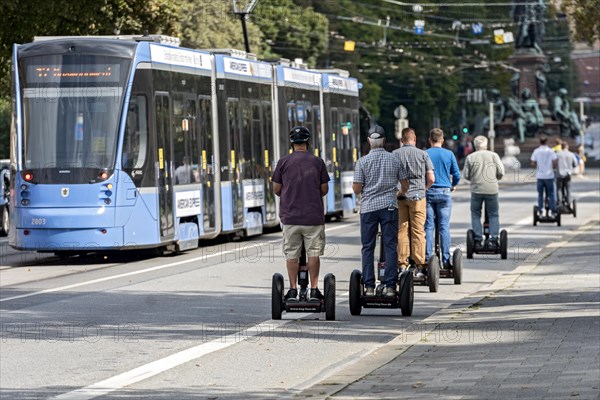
left=27, top=64, right=121, bottom=83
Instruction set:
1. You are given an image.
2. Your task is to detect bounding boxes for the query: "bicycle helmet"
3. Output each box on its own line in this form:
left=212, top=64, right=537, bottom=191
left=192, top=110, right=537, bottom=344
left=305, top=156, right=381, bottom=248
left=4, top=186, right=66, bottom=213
left=289, top=126, right=311, bottom=144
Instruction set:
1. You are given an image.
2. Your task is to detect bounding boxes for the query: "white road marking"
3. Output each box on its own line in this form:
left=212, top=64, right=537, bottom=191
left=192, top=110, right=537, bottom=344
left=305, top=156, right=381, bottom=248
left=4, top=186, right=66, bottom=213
left=51, top=318, right=305, bottom=400
left=0, top=223, right=352, bottom=303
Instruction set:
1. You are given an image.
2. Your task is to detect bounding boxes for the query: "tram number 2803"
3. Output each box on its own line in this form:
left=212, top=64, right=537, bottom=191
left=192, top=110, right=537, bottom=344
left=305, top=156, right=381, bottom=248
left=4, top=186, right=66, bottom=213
left=31, top=218, right=47, bottom=225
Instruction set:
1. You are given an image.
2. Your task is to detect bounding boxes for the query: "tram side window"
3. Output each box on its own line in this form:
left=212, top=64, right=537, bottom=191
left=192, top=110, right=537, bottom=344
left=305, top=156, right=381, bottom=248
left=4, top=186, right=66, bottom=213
left=287, top=104, right=297, bottom=132
left=198, top=96, right=213, bottom=177
left=173, top=97, right=199, bottom=185
left=122, top=95, right=148, bottom=177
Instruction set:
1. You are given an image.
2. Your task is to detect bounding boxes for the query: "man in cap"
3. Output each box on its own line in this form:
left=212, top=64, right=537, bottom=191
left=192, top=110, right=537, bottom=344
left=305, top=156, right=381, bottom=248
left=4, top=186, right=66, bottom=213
left=273, top=126, right=330, bottom=301
left=353, top=125, right=408, bottom=297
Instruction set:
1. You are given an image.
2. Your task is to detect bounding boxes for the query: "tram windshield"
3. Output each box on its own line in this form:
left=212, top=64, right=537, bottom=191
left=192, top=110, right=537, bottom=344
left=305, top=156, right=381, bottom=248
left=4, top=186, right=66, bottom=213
left=19, top=54, right=131, bottom=183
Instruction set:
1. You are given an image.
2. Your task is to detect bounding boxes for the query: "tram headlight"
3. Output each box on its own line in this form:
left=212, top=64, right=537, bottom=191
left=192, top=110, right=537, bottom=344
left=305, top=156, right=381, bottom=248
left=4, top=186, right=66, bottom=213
left=98, top=170, right=109, bottom=181
left=21, top=199, right=30, bottom=206
left=104, top=190, right=112, bottom=197
left=23, top=172, right=34, bottom=182
left=104, top=198, right=111, bottom=205
left=20, top=184, right=28, bottom=190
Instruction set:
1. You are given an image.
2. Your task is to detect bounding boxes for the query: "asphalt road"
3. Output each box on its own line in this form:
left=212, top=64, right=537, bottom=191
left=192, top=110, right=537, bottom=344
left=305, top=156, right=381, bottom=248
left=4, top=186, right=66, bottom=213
left=1, top=172, right=598, bottom=399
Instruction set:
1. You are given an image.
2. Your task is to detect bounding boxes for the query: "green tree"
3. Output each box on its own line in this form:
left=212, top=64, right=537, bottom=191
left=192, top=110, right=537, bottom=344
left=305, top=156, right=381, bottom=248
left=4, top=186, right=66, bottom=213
left=561, top=0, right=600, bottom=44
left=177, top=1, right=274, bottom=58
left=253, top=0, right=328, bottom=66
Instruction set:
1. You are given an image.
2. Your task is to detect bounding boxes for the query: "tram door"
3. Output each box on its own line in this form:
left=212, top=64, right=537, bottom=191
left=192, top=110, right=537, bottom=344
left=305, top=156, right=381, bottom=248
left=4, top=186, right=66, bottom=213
left=198, top=95, right=216, bottom=234
left=155, top=93, right=175, bottom=240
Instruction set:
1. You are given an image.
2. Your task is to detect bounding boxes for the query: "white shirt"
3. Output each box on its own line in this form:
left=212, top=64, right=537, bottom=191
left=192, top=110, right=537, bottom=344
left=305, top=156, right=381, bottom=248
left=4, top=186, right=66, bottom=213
left=531, top=145, right=557, bottom=179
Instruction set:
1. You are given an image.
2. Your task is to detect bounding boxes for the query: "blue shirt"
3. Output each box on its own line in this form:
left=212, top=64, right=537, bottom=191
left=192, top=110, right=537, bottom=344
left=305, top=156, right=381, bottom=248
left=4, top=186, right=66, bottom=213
left=427, top=147, right=461, bottom=188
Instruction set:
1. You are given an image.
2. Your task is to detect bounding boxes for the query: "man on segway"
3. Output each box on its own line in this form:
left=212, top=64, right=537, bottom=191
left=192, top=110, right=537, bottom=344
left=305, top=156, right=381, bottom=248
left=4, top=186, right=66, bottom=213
left=463, top=135, right=504, bottom=249
left=353, top=125, right=408, bottom=297
left=272, top=126, right=330, bottom=301
left=425, top=128, right=461, bottom=269
left=531, top=134, right=558, bottom=219
left=393, top=127, right=435, bottom=279
left=555, top=141, right=578, bottom=213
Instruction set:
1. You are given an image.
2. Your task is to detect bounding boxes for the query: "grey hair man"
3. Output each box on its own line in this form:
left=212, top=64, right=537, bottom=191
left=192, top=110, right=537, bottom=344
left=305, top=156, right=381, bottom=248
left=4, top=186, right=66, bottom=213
left=462, top=135, right=505, bottom=247
left=353, top=125, right=408, bottom=297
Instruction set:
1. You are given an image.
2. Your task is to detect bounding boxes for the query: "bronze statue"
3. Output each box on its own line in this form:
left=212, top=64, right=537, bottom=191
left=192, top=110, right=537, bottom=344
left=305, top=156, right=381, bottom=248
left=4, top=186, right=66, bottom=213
left=552, top=88, right=581, bottom=137
left=483, top=89, right=506, bottom=133
left=510, top=88, right=544, bottom=143
left=511, top=0, right=545, bottom=53
left=510, top=72, right=521, bottom=98
left=535, top=70, right=547, bottom=99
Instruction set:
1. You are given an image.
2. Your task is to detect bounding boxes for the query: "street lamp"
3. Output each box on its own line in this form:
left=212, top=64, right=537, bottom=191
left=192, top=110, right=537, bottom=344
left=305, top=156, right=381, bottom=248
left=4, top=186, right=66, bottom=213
left=232, top=0, right=260, bottom=53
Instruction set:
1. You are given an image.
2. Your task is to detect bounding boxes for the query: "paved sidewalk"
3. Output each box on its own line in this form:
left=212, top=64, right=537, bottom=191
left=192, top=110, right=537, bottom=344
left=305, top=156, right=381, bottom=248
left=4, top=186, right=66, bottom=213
left=306, top=221, right=600, bottom=399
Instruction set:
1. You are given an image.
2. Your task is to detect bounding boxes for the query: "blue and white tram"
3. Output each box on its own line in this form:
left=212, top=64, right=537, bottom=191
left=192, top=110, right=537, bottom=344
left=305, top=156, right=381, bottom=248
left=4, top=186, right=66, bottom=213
left=321, top=71, right=360, bottom=220
left=9, top=36, right=361, bottom=253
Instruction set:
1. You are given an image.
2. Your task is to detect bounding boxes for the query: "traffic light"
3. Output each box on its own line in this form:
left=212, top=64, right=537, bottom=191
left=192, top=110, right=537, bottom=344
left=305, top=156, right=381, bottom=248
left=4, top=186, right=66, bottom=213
left=452, top=133, right=459, bottom=140
left=462, top=126, right=469, bottom=134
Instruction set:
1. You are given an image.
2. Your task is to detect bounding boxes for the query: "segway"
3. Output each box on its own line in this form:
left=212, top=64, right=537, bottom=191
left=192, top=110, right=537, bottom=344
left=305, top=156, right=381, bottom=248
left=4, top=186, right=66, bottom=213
left=431, top=214, right=463, bottom=285
left=556, top=182, right=576, bottom=218
left=408, top=219, right=439, bottom=292
left=349, top=232, right=414, bottom=316
left=272, top=246, right=336, bottom=320
left=467, top=206, right=508, bottom=259
left=533, top=195, right=561, bottom=227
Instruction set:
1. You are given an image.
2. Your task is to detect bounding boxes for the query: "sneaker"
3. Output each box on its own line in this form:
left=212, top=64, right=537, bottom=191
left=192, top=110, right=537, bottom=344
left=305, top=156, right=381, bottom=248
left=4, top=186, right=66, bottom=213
left=443, top=261, right=452, bottom=269
left=384, top=286, right=398, bottom=297
left=474, top=239, right=483, bottom=248
left=364, top=287, right=375, bottom=296
left=488, top=238, right=499, bottom=248
left=416, top=268, right=426, bottom=279
left=285, top=288, right=298, bottom=301
left=309, top=288, right=324, bottom=301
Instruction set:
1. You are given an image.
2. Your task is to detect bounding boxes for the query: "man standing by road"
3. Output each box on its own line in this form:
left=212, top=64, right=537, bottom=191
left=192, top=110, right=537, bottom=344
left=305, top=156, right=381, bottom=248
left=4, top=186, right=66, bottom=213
left=353, top=125, right=408, bottom=297
left=393, top=127, right=435, bottom=278
left=425, top=128, right=461, bottom=269
left=462, top=135, right=504, bottom=248
left=531, top=134, right=558, bottom=217
left=273, top=126, right=330, bottom=301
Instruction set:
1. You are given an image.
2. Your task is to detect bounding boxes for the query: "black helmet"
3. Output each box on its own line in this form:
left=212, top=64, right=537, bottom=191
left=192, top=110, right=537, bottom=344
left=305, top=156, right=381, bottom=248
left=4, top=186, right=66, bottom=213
left=289, top=126, right=310, bottom=144
left=368, top=125, right=385, bottom=139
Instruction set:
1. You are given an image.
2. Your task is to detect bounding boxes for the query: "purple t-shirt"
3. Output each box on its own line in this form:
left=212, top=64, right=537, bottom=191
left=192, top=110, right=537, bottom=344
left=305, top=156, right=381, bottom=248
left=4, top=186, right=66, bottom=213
left=272, top=151, right=330, bottom=225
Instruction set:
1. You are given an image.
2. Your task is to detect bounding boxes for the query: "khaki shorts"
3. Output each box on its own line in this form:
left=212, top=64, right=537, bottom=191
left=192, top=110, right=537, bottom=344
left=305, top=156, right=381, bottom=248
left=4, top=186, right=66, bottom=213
left=282, top=224, right=326, bottom=260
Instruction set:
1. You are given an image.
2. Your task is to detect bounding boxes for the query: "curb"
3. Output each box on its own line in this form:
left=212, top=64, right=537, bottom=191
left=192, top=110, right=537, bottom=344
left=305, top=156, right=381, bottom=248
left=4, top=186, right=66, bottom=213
left=297, top=220, right=599, bottom=399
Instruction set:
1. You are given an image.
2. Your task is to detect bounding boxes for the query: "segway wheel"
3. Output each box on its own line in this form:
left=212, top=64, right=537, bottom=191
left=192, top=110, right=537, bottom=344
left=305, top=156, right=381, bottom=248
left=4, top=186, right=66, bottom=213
left=399, top=270, right=414, bottom=316
left=466, top=229, right=474, bottom=259
left=452, top=248, right=463, bottom=285
left=572, top=199, right=577, bottom=218
left=556, top=211, right=561, bottom=227
left=271, top=273, right=284, bottom=320
left=500, top=229, right=508, bottom=260
left=427, top=255, right=439, bottom=293
left=349, top=269, right=363, bottom=316
left=324, top=273, right=336, bottom=321
left=533, top=206, right=538, bottom=226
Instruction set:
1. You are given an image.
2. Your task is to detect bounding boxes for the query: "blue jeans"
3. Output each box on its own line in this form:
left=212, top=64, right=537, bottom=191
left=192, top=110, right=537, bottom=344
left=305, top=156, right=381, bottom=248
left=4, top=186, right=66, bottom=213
left=425, top=188, right=452, bottom=264
left=360, top=208, right=399, bottom=288
left=537, top=178, right=556, bottom=212
left=471, top=193, right=499, bottom=240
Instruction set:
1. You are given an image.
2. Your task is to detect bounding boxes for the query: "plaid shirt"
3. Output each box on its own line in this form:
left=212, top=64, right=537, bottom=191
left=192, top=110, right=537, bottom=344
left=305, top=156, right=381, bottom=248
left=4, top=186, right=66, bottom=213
left=392, top=145, right=434, bottom=200
left=354, top=148, right=405, bottom=213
